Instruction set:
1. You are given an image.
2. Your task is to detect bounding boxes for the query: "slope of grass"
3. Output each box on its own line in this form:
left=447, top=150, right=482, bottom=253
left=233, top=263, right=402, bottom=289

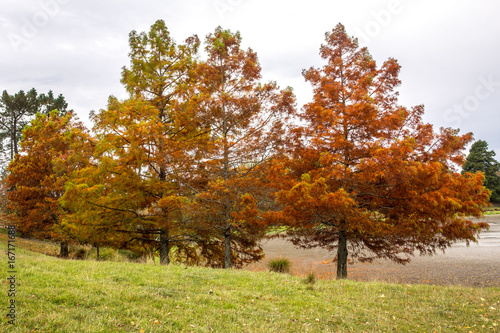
left=1, top=236, right=499, bottom=332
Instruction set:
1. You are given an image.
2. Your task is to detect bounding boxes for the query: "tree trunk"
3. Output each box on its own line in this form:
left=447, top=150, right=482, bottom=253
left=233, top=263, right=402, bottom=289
left=94, top=243, right=100, bottom=261
left=336, top=230, right=348, bottom=279
left=60, top=241, right=69, bottom=258
left=224, top=226, right=231, bottom=269
left=159, top=229, right=170, bottom=265
left=11, top=118, right=17, bottom=161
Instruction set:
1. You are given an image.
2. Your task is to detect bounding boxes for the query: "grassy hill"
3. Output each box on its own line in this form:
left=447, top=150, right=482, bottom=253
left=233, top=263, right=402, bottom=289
left=1, top=235, right=499, bottom=332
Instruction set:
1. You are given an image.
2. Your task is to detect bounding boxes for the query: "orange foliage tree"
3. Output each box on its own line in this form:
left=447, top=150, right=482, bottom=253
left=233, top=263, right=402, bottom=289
left=5, top=111, right=91, bottom=257
left=268, top=24, right=490, bottom=279
left=192, top=27, right=295, bottom=268
left=62, top=20, right=203, bottom=264
left=0, top=179, right=9, bottom=226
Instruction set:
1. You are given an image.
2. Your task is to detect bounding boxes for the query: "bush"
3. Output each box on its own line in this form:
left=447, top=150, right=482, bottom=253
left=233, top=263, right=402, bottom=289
left=69, top=245, right=91, bottom=260
left=96, top=247, right=120, bottom=261
left=73, top=247, right=89, bottom=260
left=303, top=272, right=316, bottom=285
left=268, top=258, right=291, bottom=273
left=118, top=249, right=141, bottom=261
left=86, top=247, right=143, bottom=262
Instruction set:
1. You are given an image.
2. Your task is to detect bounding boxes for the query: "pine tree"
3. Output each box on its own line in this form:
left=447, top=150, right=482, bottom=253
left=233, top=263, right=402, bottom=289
left=462, top=140, right=500, bottom=202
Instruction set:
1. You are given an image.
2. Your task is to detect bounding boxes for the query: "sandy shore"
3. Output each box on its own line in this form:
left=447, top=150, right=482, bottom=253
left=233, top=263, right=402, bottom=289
left=244, top=215, right=500, bottom=287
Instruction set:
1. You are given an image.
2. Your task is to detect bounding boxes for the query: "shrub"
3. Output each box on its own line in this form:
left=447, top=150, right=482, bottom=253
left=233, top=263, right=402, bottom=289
left=73, top=247, right=89, bottom=260
left=268, top=257, right=291, bottom=273
left=69, top=245, right=91, bottom=260
left=118, top=249, right=141, bottom=261
left=96, top=247, right=120, bottom=261
left=303, top=272, right=316, bottom=285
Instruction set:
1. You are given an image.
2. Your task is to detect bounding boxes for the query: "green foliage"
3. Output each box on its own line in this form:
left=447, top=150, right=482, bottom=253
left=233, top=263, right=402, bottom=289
left=462, top=140, right=500, bottom=202
left=118, top=249, right=143, bottom=261
left=83, top=247, right=136, bottom=262
left=0, top=88, right=40, bottom=164
left=268, top=257, right=291, bottom=273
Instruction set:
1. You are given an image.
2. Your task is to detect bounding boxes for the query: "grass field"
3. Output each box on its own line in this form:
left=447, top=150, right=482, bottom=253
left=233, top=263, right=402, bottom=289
left=1, top=235, right=499, bottom=332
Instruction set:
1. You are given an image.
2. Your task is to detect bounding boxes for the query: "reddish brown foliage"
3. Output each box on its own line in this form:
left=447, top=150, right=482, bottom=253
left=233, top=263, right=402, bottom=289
left=190, top=27, right=295, bottom=268
left=5, top=111, right=90, bottom=251
left=267, top=24, right=490, bottom=279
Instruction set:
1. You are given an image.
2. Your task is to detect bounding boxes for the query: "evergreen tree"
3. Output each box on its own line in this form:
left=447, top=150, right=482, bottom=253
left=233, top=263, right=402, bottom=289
left=0, top=89, right=40, bottom=164
left=462, top=140, right=500, bottom=202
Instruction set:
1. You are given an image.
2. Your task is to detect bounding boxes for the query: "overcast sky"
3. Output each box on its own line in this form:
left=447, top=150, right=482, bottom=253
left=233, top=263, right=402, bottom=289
left=1, top=0, right=499, bottom=156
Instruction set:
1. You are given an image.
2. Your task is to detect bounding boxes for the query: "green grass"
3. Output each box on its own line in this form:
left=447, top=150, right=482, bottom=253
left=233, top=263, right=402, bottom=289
left=484, top=203, right=500, bottom=215
left=303, top=272, right=316, bottom=285
left=1, top=237, right=499, bottom=332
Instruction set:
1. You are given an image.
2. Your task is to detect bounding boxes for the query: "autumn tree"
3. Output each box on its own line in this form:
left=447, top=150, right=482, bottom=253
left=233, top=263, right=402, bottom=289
left=193, top=27, right=295, bottom=268
left=0, top=88, right=71, bottom=170
left=269, top=24, right=490, bottom=279
left=62, top=20, right=202, bottom=264
left=462, top=140, right=500, bottom=202
left=6, top=111, right=90, bottom=257
left=0, top=179, right=9, bottom=226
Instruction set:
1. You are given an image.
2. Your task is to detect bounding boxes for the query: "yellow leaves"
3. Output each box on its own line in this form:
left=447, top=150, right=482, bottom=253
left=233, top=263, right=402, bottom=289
left=301, top=173, right=311, bottom=182
left=158, top=195, right=185, bottom=211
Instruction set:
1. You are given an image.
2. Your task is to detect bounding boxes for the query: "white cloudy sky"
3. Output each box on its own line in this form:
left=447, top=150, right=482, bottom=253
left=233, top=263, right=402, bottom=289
left=1, top=0, right=499, bottom=156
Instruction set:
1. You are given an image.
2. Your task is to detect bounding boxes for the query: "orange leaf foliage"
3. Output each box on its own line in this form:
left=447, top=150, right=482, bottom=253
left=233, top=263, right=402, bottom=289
left=61, top=21, right=202, bottom=262
left=268, top=24, right=490, bottom=279
left=6, top=111, right=90, bottom=242
left=188, top=27, right=296, bottom=268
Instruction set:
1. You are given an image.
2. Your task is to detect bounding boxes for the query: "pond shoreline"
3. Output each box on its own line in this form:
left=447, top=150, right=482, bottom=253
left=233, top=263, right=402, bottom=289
left=245, top=215, right=500, bottom=288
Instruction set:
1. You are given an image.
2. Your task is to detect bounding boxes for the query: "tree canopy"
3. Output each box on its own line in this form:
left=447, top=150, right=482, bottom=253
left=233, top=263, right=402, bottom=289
left=189, top=27, right=295, bottom=268
left=267, top=23, right=490, bottom=279
left=6, top=110, right=90, bottom=256
left=462, top=140, right=500, bottom=202
left=61, top=22, right=295, bottom=268
left=5, top=21, right=490, bottom=278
